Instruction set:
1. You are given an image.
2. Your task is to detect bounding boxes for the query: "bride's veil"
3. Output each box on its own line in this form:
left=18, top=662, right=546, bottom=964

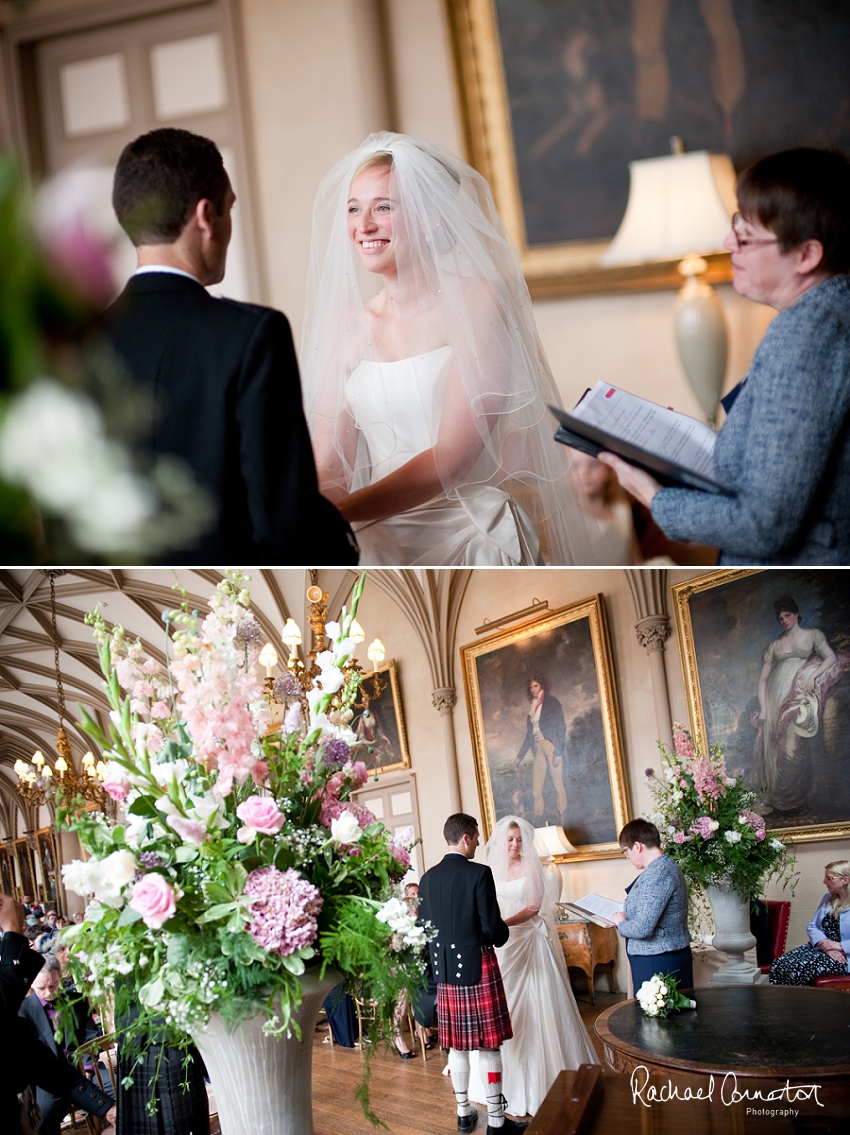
left=301, top=131, right=594, bottom=565
left=483, top=815, right=573, bottom=988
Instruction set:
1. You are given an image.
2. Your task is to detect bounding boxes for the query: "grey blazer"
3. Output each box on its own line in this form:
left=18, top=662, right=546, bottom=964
left=617, top=854, right=690, bottom=956
left=652, top=274, right=850, bottom=565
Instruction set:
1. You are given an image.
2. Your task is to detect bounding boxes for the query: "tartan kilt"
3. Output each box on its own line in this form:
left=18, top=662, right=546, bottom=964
left=437, top=946, right=512, bottom=1051
left=117, top=1044, right=209, bottom=1135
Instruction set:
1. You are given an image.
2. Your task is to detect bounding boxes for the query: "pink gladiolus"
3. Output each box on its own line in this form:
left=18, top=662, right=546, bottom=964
left=149, top=701, right=171, bottom=720
left=102, top=762, right=132, bottom=803
left=236, top=796, right=285, bottom=835
left=672, top=725, right=694, bottom=762
left=128, top=873, right=177, bottom=929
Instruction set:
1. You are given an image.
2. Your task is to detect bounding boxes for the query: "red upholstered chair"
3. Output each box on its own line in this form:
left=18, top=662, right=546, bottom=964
left=757, top=900, right=791, bottom=975
left=813, top=974, right=850, bottom=991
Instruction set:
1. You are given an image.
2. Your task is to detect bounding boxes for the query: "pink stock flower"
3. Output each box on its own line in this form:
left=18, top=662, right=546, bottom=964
left=692, top=757, right=723, bottom=803
left=672, top=725, right=694, bottom=763
left=145, top=725, right=165, bottom=755
left=236, top=796, right=285, bottom=835
left=250, top=761, right=270, bottom=786
left=128, top=873, right=177, bottom=929
left=149, top=701, right=171, bottom=720
left=243, top=867, right=323, bottom=957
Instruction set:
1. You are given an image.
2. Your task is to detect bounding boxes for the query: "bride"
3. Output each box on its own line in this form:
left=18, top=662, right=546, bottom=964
left=301, top=132, right=594, bottom=566
left=469, top=816, right=598, bottom=1117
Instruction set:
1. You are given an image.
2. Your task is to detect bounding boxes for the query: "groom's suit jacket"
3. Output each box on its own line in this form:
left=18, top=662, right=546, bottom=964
left=104, top=272, right=357, bottom=564
left=418, top=852, right=509, bottom=986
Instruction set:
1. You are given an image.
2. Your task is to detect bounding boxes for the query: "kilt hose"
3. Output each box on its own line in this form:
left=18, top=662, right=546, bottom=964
left=437, top=945, right=512, bottom=1051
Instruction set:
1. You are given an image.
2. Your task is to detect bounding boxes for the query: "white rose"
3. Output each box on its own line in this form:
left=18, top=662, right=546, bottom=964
left=724, top=830, right=742, bottom=844
left=95, top=849, right=138, bottom=906
left=330, top=810, right=363, bottom=844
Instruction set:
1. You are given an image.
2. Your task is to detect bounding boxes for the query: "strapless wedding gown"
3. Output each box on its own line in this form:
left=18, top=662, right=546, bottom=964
left=346, top=347, right=541, bottom=566
left=468, top=877, right=599, bottom=1117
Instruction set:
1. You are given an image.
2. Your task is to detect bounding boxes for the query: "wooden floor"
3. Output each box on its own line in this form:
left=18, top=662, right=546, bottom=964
left=310, top=991, right=625, bottom=1135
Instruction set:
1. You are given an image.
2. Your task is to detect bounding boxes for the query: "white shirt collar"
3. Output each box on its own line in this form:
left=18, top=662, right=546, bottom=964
left=134, top=265, right=202, bottom=284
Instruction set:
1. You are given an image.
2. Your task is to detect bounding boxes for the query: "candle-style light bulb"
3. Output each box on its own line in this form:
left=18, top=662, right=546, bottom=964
left=367, top=638, right=385, bottom=666
left=259, top=643, right=278, bottom=678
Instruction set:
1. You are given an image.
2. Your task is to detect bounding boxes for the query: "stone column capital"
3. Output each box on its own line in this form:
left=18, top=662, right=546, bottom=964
left=431, top=687, right=458, bottom=714
left=635, top=614, right=672, bottom=654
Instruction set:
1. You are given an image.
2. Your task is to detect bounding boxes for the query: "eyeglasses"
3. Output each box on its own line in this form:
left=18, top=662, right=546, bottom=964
left=729, top=213, right=780, bottom=252
left=825, top=874, right=848, bottom=882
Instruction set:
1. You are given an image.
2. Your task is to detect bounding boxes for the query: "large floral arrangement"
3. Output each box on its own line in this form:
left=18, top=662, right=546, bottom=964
left=645, top=724, right=796, bottom=897
left=59, top=572, right=428, bottom=1092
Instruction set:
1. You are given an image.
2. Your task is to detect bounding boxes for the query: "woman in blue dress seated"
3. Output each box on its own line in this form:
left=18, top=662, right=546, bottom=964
left=770, top=860, right=850, bottom=985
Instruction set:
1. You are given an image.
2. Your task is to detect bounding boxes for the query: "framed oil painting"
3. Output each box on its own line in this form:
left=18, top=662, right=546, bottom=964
left=13, top=836, right=36, bottom=900
left=0, top=844, right=14, bottom=897
left=672, top=569, right=850, bottom=843
left=460, top=594, right=630, bottom=859
left=447, top=0, right=850, bottom=296
left=350, top=659, right=411, bottom=775
left=36, top=828, right=59, bottom=909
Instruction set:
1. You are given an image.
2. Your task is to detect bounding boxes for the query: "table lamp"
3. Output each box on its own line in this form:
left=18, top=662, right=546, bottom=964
left=533, top=823, right=577, bottom=905
left=601, top=141, right=737, bottom=427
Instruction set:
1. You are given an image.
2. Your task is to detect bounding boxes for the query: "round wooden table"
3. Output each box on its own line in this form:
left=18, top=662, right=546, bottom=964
left=595, top=986, right=850, bottom=1106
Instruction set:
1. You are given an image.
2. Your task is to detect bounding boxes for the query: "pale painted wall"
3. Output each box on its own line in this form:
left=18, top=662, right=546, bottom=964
left=356, top=567, right=849, bottom=991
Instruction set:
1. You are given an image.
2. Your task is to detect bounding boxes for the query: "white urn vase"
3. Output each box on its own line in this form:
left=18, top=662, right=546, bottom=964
left=705, top=884, right=767, bottom=985
left=190, top=968, right=341, bottom=1135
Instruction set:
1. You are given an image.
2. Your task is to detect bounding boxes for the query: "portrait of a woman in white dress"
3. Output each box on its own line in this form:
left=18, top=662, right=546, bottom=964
left=301, top=132, right=594, bottom=567
left=753, top=594, right=846, bottom=814
left=468, top=816, right=598, bottom=1117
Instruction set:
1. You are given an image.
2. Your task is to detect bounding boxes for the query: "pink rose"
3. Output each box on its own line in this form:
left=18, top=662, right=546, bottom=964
left=236, top=796, right=285, bottom=835
left=102, top=762, right=132, bottom=803
left=129, top=873, right=177, bottom=929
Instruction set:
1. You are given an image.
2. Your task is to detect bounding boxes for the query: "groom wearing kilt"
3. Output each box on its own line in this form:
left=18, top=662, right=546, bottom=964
left=419, top=814, right=527, bottom=1135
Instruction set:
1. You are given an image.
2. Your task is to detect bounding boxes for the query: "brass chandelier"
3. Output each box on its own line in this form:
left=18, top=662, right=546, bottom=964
left=14, top=572, right=108, bottom=810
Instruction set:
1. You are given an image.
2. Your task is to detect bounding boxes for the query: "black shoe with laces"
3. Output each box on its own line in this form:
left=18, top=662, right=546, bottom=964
left=457, top=1110, right=478, bottom=1133
left=486, top=1114, right=528, bottom=1134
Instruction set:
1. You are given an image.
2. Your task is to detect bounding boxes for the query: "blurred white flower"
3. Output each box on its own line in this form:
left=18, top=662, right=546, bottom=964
left=0, top=377, right=154, bottom=551
left=330, top=810, right=363, bottom=844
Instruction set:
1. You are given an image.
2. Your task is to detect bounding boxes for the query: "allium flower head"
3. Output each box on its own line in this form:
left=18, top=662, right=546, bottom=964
left=273, top=673, right=302, bottom=699
left=321, top=737, right=350, bottom=770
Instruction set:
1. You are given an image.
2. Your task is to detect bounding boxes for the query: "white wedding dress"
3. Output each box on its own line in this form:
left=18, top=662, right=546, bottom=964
left=345, top=347, right=541, bottom=566
left=468, top=877, right=599, bottom=1117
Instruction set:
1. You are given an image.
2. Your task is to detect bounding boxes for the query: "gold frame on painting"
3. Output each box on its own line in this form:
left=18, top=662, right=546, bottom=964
left=445, top=0, right=732, bottom=298
left=352, top=659, right=411, bottom=775
left=460, top=594, right=630, bottom=859
left=672, top=568, right=850, bottom=844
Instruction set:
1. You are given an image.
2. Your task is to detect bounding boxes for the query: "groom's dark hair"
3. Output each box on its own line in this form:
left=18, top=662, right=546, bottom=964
left=444, top=813, right=479, bottom=845
left=113, top=128, right=230, bottom=245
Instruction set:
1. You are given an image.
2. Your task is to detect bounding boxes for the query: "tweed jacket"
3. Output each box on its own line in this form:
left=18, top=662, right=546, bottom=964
left=807, top=896, right=850, bottom=969
left=418, top=852, right=509, bottom=986
left=652, top=274, right=850, bottom=565
left=516, top=692, right=567, bottom=760
left=617, top=854, right=690, bottom=956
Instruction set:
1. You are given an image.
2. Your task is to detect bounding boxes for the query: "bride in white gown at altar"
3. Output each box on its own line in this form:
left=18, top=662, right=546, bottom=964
left=301, top=132, right=593, bottom=566
left=469, top=816, right=598, bottom=1118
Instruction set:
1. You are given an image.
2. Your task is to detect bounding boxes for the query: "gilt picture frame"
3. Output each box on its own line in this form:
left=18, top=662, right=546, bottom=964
left=672, top=568, right=850, bottom=843
left=460, top=594, right=630, bottom=859
left=350, top=659, right=411, bottom=775
left=446, top=0, right=850, bottom=297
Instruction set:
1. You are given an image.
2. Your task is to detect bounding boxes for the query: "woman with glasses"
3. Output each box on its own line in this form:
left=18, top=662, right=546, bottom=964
left=611, top=819, right=692, bottom=992
left=601, top=147, right=850, bottom=566
left=769, top=861, right=850, bottom=985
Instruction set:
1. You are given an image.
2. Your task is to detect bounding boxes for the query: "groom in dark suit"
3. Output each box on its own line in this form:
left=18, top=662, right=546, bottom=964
left=419, top=814, right=527, bottom=1135
left=106, top=127, right=357, bottom=564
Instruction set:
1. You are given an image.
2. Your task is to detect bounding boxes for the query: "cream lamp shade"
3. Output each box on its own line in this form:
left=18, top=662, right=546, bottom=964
left=601, top=147, right=737, bottom=427
left=600, top=150, right=737, bottom=266
left=532, top=824, right=576, bottom=906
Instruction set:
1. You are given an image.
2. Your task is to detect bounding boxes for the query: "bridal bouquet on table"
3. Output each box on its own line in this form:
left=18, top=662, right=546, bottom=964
left=636, top=972, right=696, bottom=1019
left=59, top=572, right=428, bottom=1058
left=645, top=724, right=796, bottom=897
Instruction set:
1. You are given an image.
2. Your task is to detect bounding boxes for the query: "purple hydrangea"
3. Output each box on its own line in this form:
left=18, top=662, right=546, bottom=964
left=243, top=867, right=323, bottom=957
left=321, top=738, right=351, bottom=770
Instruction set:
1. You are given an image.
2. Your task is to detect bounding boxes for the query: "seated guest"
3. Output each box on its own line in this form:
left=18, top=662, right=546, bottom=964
left=770, top=860, right=850, bottom=984
left=601, top=147, right=850, bottom=566
left=612, top=819, right=693, bottom=991
left=17, top=948, right=115, bottom=1135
